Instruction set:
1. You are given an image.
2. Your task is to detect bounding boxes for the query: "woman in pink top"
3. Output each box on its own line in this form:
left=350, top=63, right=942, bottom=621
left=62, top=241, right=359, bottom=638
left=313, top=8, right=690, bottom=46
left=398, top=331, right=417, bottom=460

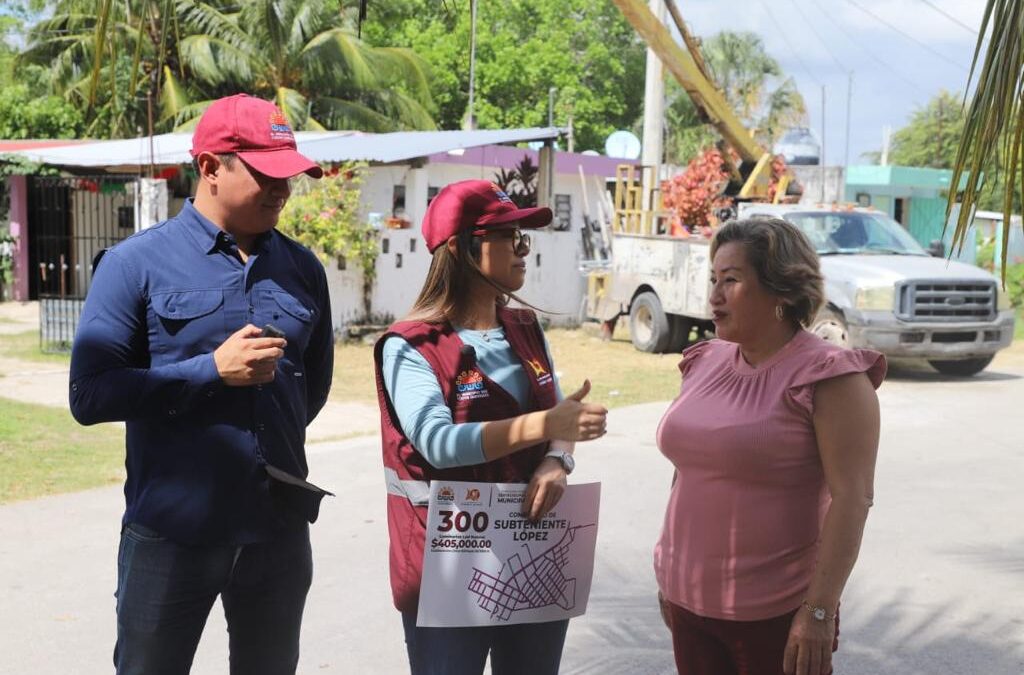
left=655, top=217, right=885, bottom=675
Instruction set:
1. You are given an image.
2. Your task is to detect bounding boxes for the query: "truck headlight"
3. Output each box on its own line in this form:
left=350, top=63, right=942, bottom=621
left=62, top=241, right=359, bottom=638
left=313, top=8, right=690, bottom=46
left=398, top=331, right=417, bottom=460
left=854, top=285, right=895, bottom=311
left=997, top=287, right=1011, bottom=311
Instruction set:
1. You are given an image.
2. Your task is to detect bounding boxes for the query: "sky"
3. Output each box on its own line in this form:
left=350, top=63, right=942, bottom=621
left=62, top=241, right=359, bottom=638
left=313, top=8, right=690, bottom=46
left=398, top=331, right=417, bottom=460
left=671, top=0, right=986, bottom=166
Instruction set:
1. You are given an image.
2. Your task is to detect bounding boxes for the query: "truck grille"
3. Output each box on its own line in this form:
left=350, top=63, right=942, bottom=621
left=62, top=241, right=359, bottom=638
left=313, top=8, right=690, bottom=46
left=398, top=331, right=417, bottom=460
left=896, top=280, right=997, bottom=322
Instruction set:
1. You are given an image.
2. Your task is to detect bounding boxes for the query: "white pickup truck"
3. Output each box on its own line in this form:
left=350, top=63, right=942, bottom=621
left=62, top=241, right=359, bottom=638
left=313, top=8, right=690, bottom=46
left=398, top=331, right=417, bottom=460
left=588, top=204, right=1015, bottom=376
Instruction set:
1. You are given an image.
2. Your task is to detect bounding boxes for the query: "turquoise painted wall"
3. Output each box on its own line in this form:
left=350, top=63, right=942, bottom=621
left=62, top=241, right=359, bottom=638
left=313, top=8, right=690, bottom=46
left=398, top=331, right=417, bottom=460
left=908, top=197, right=947, bottom=244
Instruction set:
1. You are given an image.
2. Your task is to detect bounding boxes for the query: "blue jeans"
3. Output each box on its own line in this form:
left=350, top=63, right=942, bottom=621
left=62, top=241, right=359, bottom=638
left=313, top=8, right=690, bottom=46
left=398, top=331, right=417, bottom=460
left=401, top=611, right=569, bottom=675
left=114, top=522, right=313, bottom=675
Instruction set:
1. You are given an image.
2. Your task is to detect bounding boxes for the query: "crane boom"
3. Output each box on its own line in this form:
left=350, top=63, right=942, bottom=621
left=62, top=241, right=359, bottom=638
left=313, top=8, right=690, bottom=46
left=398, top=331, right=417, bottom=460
left=611, top=0, right=791, bottom=201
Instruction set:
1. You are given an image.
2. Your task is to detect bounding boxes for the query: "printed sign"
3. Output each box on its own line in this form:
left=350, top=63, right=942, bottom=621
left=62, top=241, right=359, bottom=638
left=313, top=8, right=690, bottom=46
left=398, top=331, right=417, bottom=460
left=417, top=480, right=601, bottom=627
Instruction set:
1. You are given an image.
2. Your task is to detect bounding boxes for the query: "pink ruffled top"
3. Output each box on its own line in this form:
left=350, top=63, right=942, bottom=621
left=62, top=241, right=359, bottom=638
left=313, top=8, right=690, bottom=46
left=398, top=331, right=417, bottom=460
left=654, top=329, right=885, bottom=621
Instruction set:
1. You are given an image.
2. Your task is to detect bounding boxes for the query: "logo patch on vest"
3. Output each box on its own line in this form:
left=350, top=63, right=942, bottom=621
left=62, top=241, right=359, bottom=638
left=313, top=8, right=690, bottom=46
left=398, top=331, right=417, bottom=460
left=436, top=486, right=455, bottom=503
left=526, top=358, right=553, bottom=387
left=455, top=369, right=489, bottom=401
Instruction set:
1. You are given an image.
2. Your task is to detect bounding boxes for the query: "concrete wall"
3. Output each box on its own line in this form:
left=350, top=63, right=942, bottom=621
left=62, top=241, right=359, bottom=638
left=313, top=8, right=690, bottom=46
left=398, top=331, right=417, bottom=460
left=792, top=166, right=846, bottom=204
left=325, top=156, right=615, bottom=329
left=6, top=176, right=29, bottom=301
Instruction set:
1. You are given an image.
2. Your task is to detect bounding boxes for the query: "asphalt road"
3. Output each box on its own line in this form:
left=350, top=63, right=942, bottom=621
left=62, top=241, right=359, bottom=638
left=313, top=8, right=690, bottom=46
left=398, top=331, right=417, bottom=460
left=2, top=362, right=1024, bottom=674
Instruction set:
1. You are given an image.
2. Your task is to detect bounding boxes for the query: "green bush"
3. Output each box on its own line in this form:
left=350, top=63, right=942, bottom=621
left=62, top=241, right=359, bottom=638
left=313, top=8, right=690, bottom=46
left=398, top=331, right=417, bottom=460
left=277, top=163, right=377, bottom=317
left=1004, top=262, right=1024, bottom=308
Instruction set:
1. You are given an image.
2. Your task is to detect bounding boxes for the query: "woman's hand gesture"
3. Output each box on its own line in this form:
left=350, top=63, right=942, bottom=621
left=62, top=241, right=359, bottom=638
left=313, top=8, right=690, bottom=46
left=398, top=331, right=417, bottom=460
left=544, top=380, right=608, bottom=442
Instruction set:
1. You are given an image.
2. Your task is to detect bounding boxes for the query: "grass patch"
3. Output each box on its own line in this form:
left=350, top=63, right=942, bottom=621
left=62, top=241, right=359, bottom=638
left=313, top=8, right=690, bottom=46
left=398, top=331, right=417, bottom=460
left=546, top=328, right=681, bottom=408
left=0, top=398, right=124, bottom=503
left=0, top=330, right=71, bottom=366
left=329, top=326, right=682, bottom=409
left=1016, top=309, right=1024, bottom=340
left=329, top=340, right=379, bottom=404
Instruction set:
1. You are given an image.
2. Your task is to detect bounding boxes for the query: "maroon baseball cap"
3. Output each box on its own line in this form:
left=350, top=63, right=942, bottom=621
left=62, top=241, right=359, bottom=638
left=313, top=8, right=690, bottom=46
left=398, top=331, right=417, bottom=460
left=422, top=180, right=552, bottom=252
left=190, top=94, right=323, bottom=179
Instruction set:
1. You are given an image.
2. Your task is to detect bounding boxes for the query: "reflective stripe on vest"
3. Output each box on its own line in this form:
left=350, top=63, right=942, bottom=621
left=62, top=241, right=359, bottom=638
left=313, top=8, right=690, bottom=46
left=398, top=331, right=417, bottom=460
left=384, top=467, right=431, bottom=506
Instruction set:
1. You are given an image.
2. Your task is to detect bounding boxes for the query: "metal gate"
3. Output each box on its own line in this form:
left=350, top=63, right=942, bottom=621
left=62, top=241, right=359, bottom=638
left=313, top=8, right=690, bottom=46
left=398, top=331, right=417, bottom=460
left=28, top=175, right=137, bottom=352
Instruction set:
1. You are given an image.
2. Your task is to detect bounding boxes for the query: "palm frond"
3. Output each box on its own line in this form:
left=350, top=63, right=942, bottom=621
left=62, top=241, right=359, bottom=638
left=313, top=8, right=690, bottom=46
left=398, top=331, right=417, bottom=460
left=175, top=0, right=251, bottom=52
left=170, top=98, right=218, bottom=131
left=948, top=0, right=1024, bottom=278
left=301, top=27, right=377, bottom=90
left=87, top=0, right=114, bottom=107
left=289, top=0, right=328, bottom=50
left=159, top=65, right=192, bottom=123
left=179, top=34, right=258, bottom=86
left=274, top=86, right=310, bottom=129
left=245, top=0, right=287, bottom=72
left=369, top=46, right=434, bottom=104
left=313, top=96, right=396, bottom=132
left=363, top=89, right=438, bottom=131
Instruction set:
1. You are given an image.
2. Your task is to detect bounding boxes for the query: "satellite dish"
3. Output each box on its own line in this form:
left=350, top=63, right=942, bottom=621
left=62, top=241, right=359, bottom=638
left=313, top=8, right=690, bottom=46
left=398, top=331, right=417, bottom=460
left=604, top=130, right=642, bottom=160
left=581, top=150, right=600, bottom=156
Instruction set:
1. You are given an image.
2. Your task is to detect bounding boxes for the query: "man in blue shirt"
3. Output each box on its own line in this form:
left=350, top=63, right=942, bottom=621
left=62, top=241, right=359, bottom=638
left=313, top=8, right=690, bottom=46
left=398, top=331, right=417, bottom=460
left=70, top=94, right=334, bottom=675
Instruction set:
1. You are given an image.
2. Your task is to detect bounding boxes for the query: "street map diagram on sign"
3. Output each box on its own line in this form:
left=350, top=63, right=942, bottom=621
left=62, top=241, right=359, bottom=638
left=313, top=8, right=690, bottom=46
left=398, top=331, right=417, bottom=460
left=468, top=523, right=595, bottom=621
left=417, top=480, right=601, bottom=628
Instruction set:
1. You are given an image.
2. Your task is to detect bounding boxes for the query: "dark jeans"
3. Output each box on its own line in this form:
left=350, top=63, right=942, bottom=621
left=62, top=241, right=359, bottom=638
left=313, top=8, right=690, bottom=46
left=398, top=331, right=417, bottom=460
left=401, top=611, right=569, bottom=675
left=114, top=522, right=313, bottom=675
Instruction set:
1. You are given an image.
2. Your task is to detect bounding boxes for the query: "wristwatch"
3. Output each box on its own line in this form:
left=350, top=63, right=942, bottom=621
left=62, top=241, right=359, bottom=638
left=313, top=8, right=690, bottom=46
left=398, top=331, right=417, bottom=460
left=545, top=450, right=575, bottom=475
left=801, top=601, right=836, bottom=622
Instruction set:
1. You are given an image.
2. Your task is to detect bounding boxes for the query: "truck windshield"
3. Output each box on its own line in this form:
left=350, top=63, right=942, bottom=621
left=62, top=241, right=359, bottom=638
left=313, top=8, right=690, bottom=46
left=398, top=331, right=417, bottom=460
left=785, top=211, right=929, bottom=256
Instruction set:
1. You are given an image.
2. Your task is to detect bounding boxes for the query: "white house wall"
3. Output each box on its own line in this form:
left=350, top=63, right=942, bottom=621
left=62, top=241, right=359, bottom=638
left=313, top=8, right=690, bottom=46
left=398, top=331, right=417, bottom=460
left=324, top=160, right=608, bottom=329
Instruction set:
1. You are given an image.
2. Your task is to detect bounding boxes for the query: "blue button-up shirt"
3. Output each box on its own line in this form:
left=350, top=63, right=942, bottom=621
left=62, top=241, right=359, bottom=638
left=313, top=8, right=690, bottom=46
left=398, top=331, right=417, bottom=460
left=70, top=200, right=334, bottom=545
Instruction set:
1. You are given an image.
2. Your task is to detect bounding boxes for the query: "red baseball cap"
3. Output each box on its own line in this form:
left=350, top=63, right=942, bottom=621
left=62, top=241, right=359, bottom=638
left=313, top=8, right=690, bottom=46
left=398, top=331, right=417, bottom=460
left=422, top=180, right=552, bottom=252
left=190, top=94, right=323, bottom=179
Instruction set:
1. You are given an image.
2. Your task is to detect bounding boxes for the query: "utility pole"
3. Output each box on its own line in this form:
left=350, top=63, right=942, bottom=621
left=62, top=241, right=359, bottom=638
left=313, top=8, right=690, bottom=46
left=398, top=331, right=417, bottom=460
left=466, top=0, right=478, bottom=130
left=641, top=0, right=666, bottom=209
left=820, top=85, right=826, bottom=201
left=844, top=72, right=853, bottom=167
left=548, top=87, right=557, bottom=128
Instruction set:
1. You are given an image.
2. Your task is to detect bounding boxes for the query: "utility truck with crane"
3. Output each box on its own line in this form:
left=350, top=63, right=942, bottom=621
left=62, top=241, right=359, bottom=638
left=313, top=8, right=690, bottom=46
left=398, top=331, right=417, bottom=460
left=587, top=0, right=1014, bottom=376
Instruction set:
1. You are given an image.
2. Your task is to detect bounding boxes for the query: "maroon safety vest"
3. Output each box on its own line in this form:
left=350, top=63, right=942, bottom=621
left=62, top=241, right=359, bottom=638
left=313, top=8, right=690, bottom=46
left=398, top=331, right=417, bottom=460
left=373, top=306, right=559, bottom=612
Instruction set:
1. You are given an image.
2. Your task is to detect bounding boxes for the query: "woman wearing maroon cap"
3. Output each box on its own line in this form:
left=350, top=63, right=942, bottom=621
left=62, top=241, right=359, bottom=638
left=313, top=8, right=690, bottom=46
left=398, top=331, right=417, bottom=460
left=373, top=180, right=608, bottom=674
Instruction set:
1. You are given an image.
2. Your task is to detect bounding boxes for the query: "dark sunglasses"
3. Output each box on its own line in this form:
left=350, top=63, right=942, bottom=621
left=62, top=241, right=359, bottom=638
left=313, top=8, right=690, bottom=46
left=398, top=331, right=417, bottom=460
left=471, top=227, right=531, bottom=255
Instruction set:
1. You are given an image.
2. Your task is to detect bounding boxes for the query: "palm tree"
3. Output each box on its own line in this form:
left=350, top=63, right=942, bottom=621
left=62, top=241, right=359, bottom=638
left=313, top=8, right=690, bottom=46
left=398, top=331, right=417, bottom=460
left=172, top=0, right=436, bottom=131
left=947, top=0, right=1023, bottom=274
left=22, top=0, right=435, bottom=138
left=21, top=0, right=189, bottom=138
left=663, top=30, right=806, bottom=165
left=700, top=31, right=806, bottom=146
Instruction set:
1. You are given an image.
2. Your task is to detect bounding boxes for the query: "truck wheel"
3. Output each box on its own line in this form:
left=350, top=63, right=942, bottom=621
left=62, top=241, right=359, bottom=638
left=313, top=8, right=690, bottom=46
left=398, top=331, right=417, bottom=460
left=667, top=315, right=694, bottom=353
left=810, top=308, right=850, bottom=348
left=927, top=356, right=994, bottom=377
left=630, top=292, right=672, bottom=353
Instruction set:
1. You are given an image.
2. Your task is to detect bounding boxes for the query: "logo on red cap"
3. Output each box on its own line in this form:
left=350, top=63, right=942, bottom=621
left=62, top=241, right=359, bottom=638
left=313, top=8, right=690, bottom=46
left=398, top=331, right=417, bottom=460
left=490, top=183, right=513, bottom=204
left=268, top=111, right=294, bottom=142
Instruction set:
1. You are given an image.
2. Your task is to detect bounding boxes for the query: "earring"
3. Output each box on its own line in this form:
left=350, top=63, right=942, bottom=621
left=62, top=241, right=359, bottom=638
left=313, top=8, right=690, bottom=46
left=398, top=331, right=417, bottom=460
left=775, top=305, right=785, bottom=321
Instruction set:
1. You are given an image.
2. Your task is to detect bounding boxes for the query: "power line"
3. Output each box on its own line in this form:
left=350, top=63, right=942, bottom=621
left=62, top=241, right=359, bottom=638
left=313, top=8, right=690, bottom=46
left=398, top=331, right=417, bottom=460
left=808, top=0, right=930, bottom=98
left=785, top=0, right=850, bottom=73
left=844, top=0, right=969, bottom=72
left=757, top=0, right=822, bottom=87
left=916, top=0, right=977, bottom=35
